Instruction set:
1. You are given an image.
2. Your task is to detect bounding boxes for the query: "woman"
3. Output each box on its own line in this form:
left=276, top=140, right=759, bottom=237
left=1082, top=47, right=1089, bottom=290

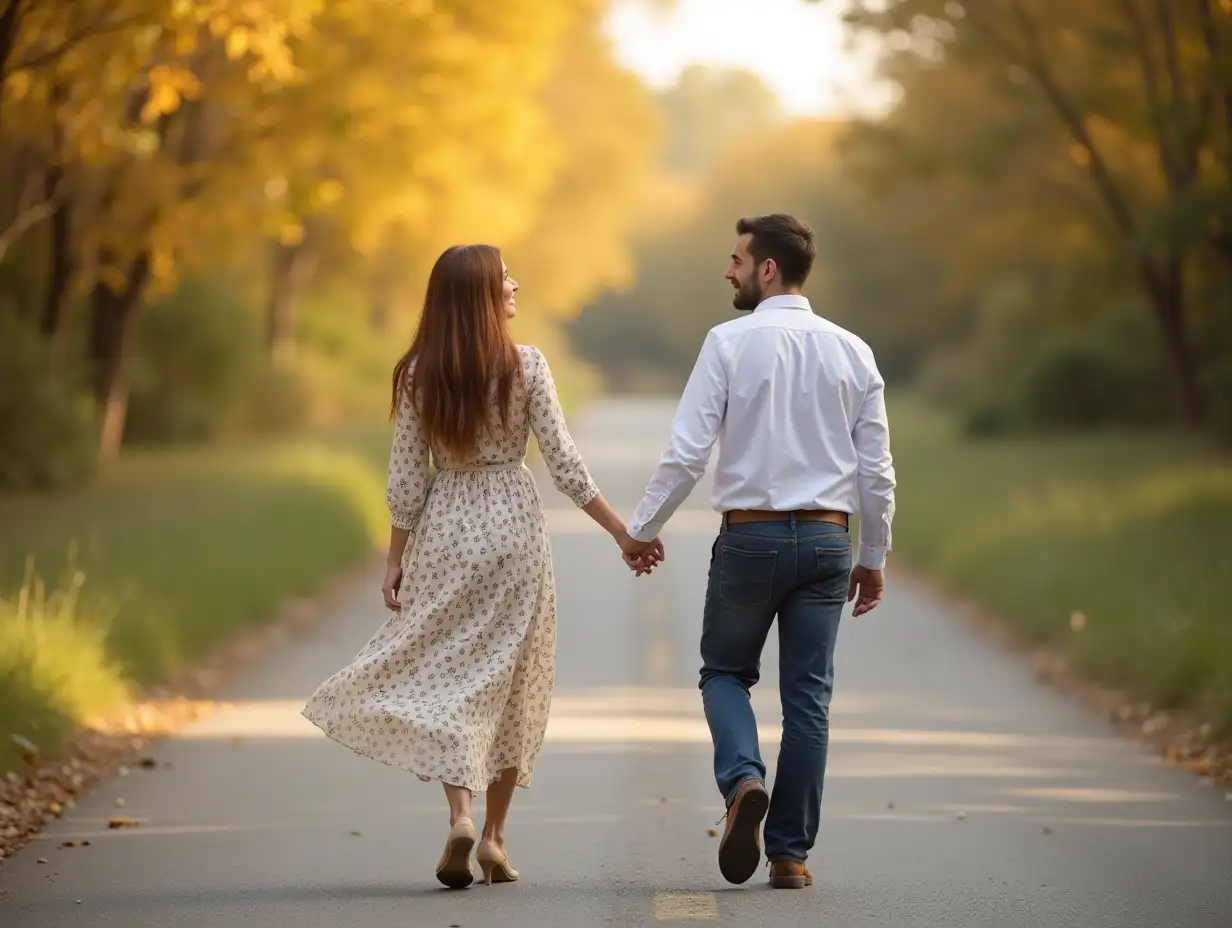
left=302, top=243, right=661, bottom=889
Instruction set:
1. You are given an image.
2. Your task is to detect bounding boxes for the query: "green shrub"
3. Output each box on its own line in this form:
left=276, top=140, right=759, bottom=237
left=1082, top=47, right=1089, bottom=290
left=123, top=277, right=262, bottom=445
left=1014, top=332, right=1142, bottom=430
left=962, top=398, right=1012, bottom=438
left=0, top=314, right=97, bottom=490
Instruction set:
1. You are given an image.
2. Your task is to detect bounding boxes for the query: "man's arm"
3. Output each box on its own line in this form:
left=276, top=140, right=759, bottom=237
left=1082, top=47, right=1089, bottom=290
left=627, top=330, right=728, bottom=542
left=853, top=363, right=896, bottom=570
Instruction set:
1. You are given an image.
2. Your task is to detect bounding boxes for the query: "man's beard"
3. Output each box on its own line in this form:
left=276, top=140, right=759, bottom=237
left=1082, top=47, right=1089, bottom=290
left=732, top=276, right=763, bottom=312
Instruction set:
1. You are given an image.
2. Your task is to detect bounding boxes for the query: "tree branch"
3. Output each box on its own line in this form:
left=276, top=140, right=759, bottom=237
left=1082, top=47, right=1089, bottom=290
left=995, top=0, right=1143, bottom=245
left=3, top=9, right=143, bottom=78
left=1153, top=0, right=1186, bottom=115
left=0, top=0, right=22, bottom=82
left=1195, top=0, right=1232, bottom=179
left=1116, top=0, right=1184, bottom=188
left=0, top=169, right=60, bottom=261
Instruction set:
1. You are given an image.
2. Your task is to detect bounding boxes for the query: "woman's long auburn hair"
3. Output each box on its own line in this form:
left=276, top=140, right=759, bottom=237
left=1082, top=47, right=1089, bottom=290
left=390, top=244, right=522, bottom=459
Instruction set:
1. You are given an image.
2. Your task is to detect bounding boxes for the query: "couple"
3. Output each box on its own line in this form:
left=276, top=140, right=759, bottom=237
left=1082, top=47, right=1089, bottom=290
left=301, top=213, right=897, bottom=891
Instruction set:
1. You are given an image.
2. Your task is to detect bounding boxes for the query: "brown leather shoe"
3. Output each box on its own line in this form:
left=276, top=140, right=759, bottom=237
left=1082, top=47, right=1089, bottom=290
left=769, top=859, right=813, bottom=889
left=717, top=778, right=769, bottom=885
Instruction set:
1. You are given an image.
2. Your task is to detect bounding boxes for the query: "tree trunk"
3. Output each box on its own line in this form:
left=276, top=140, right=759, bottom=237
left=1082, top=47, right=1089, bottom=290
left=1142, top=255, right=1205, bottom=427
left=88, top=252, right=150, bottom=457
left=266, top=239, right=311, bottom=367
left=39, top=167, right=71, bottom=341
left=0, top=2, right=21, bottom=117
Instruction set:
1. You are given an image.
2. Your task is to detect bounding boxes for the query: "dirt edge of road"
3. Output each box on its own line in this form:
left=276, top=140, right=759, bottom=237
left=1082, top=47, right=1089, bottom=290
left=0, top=556, right=382, bottom=864
left=896, top=564, right=1232, bottom=794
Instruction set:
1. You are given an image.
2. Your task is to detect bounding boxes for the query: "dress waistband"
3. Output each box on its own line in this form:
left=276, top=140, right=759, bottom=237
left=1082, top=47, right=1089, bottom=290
left=438, top=461, right=527, bottom=473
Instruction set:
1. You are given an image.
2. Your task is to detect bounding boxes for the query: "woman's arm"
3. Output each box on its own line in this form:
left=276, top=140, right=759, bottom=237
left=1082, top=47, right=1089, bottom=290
left=526, top=347, right=662, bottom=572
left=382, top=380, right=431, bottom=607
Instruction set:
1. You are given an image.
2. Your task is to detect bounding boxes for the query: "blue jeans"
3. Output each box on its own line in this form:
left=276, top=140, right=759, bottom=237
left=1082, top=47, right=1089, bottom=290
left=699, top=517, right=851, bottom=863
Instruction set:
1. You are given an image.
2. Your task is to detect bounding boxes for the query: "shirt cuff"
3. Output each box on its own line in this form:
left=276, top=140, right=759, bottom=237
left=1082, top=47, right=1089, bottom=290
left=627, top=520, right=662, bottom=543
left=857, top=542, right=888, bottom=570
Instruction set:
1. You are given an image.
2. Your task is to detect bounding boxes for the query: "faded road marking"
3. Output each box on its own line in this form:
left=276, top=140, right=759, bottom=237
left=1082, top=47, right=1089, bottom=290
left=653, top=891, right=717, bottom=921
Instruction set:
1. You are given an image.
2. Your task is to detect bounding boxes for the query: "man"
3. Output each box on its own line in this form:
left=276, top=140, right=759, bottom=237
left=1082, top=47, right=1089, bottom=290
left=623, top=214, right=896, bottom=889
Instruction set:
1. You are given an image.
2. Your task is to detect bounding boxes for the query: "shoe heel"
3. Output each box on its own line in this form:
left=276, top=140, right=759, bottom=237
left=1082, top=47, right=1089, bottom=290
left=771, top=874, right=807, bottom=889
left=478, top=860, right=496, bottom=886
left=436, top=818, right=476, bottom=889
left=476, top=839, right=518, bottom=885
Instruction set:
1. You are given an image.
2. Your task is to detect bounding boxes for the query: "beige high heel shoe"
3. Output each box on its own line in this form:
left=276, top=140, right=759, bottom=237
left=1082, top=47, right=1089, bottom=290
left=436, top=817, right=476, bottom=889
left=476, top=837, right=519, bottom=886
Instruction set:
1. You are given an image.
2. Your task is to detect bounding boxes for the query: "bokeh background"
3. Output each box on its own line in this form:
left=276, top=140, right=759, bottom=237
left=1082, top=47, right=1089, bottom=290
left=1, top=0, right=1229, bottom=779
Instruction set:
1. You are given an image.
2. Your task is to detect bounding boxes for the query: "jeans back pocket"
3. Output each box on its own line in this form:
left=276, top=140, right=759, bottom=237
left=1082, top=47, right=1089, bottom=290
left=813, top=535, right=853, bottom=600
left=719, top=545, right=778, bottom=607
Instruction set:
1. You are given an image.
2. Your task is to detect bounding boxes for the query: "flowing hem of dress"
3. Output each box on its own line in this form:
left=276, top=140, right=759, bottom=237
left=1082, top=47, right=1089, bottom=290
left=300, top=705, right=535, bottom=792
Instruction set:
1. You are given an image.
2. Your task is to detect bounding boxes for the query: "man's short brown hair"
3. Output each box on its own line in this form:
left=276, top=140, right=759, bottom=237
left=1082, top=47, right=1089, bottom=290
left=735, top=214, right=816, bottom=287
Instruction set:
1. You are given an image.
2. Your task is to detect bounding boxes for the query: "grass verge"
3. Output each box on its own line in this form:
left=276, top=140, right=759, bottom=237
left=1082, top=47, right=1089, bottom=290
left=0, top=426, right=391, bottom=773
left=888, top=396, right=1232, bottom=735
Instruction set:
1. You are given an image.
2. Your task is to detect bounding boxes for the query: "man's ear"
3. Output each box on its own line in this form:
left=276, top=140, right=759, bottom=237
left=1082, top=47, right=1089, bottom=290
left=762, top=258, right=777, bottom=283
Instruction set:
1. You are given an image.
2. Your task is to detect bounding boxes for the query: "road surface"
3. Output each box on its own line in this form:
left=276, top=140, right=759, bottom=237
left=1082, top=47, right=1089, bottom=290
left=2, top=398, right=1230, bottom=927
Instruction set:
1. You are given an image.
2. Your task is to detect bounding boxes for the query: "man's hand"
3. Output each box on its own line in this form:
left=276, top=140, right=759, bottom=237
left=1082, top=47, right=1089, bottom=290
left=847, top=565, right=884, bottom=617
left=619, top=533, right=665, bottom=577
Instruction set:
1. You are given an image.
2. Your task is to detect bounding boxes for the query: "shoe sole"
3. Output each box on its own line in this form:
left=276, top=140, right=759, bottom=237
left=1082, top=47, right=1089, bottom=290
left=436, top=834, right=475, bottom=889
left=718, top=783, right=770, bottom=885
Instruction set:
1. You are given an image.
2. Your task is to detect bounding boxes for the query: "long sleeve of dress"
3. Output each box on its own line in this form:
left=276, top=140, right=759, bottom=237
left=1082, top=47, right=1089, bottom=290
left=386, top=382, right=432, bottom=531
left=526, top=347, right=600, bottom=508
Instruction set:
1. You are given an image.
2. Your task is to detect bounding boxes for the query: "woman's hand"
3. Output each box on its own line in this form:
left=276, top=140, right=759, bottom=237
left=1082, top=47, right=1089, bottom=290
left=381, top=561, right=404, bottom=610
left=619, top=533, right=665, bottom=576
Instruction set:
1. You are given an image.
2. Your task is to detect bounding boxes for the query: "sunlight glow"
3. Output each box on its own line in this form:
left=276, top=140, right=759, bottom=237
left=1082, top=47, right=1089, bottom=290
left=604, top=0, right=893, bottom=117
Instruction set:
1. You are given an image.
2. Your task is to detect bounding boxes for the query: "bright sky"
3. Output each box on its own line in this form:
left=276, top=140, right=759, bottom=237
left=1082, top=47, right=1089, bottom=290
left=604, top=0, right=891, bottom=118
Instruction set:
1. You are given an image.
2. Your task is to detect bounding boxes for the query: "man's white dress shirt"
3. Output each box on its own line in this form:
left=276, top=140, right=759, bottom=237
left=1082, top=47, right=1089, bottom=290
left=627, top=294, right=896, bottom=570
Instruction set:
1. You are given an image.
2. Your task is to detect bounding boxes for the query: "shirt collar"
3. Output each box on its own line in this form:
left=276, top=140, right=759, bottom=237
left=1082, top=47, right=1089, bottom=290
left=752, top=293, right=812, bottom=313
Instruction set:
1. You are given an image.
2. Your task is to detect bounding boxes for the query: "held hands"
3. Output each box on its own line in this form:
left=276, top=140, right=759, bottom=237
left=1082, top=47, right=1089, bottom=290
left=847, top=565, right=885, bottom=617
left=618, top=533, right=665, bottom=577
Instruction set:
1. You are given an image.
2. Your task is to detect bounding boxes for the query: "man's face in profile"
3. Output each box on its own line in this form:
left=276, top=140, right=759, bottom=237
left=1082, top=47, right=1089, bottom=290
left=725, top=234, right=765, bottom=312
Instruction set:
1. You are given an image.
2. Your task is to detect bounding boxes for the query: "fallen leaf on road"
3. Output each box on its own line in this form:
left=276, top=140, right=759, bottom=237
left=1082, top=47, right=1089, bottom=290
left=139, top=758, right=158, bottom=769
left=886, top=802, right=896, bottom=810
left=115, top=798, right=126, bottom=807
left=11, top=734, right=39, bottom=768
left=37, top=857, right=47, bottom=864
left=1042, top=826, right=1053, bottom=835
left=955, top=812, right=968, bottom=821
left=108, top=818, right=139, bottom=829
left=60, top=840, right=90, bottom=848
left=350, top=831, right=361, bottom=837
left=706, top=827, right=718, bottom=837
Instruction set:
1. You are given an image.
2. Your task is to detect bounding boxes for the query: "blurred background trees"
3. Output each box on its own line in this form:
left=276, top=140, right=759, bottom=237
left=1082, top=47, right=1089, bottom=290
left=2, top=0, right=1229, bottom=494
left=570, top=0, right=1231, bottom=441
left=0, top=0, right=660, bottom=486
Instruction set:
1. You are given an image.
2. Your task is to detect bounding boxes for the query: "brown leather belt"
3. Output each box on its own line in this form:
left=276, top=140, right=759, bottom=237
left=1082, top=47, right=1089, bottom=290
left=722, top=508, right=849, bottom=529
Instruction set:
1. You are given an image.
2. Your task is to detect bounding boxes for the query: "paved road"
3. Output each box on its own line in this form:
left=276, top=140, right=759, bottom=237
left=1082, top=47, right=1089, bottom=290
left=3, top=398, right=1231, bottom=927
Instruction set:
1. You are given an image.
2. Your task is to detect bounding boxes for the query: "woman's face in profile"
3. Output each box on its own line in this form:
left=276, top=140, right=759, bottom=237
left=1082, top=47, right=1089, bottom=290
left=502, top=264, right=519, bottom=319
